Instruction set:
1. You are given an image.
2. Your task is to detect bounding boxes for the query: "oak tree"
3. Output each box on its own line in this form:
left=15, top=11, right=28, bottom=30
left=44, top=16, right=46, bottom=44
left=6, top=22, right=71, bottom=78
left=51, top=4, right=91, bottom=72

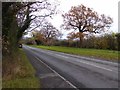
left=62, top=4, right=113, bottom=47
left=32, top=21, right=62, bottom=45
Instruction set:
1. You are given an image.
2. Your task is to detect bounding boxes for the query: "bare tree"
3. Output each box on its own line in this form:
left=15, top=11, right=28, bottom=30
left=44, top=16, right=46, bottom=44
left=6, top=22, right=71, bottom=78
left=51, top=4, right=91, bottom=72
left=32, top=21, right=62, bottom=45
left=17, top=0, right=58, bottom=41
left=2, top=1, right=59, bottom=55
left=62, top=4, right=113, bottom=47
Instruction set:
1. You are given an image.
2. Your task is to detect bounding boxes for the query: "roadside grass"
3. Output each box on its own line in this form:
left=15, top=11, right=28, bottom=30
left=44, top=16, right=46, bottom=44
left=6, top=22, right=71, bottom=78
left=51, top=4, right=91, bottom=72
left=2, top=49, right=40, bottom=88
left=31, top=45, right=119, bottom=61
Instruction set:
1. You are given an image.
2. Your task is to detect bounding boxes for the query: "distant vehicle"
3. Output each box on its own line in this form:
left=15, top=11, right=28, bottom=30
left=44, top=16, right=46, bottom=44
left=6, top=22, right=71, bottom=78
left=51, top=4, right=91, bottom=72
left=19, top=44, right=22, bottom=48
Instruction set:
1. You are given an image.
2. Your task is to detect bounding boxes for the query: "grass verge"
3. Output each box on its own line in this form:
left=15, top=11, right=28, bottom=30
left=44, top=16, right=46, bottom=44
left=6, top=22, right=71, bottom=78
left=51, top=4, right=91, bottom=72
left=31, top=45, right=119, bottom=61
left=2, top=49, right=40, bottom=88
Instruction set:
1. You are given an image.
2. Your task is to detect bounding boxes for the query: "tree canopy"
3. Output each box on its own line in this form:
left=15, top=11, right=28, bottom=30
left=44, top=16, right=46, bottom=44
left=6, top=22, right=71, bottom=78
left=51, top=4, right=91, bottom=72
left=62, top=4, right=113, bottom=47
left=32, top=21, right=62, bottom=45
left=2, top=1, right=58, bottom=56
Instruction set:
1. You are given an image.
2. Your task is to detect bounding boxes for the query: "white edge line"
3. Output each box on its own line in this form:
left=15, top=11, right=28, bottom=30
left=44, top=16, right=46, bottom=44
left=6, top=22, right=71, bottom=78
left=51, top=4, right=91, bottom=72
left=35, top=57, right=78, bottom=89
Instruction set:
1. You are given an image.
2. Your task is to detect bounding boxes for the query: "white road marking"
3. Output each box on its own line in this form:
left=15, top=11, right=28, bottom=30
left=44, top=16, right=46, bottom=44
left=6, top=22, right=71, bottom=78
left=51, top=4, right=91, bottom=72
left=47, top=52, right=53, bottom=54
left=55, top=54, right=69, bottom=58
left=78, top=60, right=113, bottom=71
left=51, top=53, right=115, bottom=72
left=27, top=46, right=115, bottom=72
left=35, top=57, right=78, bottom=89
left=26, top=46, right=116, bottom=72
left=26, top=45, right=118, bottom=67
left=53, top=53, right=114, bottom=72
left=57, top=52, right=118, bottom=66
left=49, top=53, right=115, bottom=72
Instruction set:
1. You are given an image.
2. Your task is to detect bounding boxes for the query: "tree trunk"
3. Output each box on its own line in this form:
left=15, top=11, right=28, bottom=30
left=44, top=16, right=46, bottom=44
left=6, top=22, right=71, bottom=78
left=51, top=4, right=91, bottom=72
left=2, top=3, right=19, bottom=56
left=8, top=16, right=18, bottom=55
left=78, top=32, right=83, bottom=48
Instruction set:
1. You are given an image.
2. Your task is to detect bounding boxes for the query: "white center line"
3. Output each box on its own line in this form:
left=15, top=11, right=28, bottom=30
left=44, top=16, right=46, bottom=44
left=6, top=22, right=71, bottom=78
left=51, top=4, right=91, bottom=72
left=27, top=47, right=115, bottom=72
left=53, top=53, right=113, bottom=72
left=78, top=60, right=113, bottom=71
left=55, top=54, right=69, bottom=58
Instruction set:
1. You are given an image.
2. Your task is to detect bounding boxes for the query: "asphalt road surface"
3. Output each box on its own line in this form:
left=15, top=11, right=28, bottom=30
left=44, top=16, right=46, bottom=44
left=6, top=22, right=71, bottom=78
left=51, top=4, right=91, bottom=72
left=23, top=45, right=119, bottom=89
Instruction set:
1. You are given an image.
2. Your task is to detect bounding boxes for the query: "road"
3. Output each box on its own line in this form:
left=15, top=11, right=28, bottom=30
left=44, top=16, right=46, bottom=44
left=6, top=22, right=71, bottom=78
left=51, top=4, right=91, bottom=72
left=23, top=45, right=119, bottom=88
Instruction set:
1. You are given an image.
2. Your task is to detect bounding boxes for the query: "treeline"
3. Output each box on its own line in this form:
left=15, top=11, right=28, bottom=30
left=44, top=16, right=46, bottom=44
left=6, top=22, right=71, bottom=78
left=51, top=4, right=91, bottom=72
left=24, top=33, right=120, bottom=51
left=56, top=33, right=120, bottom=50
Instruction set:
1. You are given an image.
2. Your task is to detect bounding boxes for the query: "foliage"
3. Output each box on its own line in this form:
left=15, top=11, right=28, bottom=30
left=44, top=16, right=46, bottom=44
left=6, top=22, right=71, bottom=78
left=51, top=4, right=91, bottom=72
left=62, top=4, right=113, bottom=47
left=32, top=21, right=62, bottom=45
left=2, top=2, right=32, bottom=56
left=25, top=32, right=119, bottom=51
left=24, top=37, right=36, bottom=45
left=115, top=33, right=120, bottom=51
left=49, top=33, right=119, bottom=51
left=2, top=2, right=19, bottom=55
left=2, top=1, right=58, bottom=56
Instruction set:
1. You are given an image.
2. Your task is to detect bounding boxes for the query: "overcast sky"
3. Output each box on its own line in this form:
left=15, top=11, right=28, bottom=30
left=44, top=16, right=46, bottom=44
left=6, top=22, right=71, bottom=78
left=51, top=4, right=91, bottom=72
left=49, top=0, right=119, bottom=38
left=25, top=0, right=119, bottom=38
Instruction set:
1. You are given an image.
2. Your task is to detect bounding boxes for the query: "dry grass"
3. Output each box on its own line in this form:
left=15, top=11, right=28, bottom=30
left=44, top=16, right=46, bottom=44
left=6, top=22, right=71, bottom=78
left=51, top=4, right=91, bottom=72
left=2, top=54, right=20, bottom=81
left=2, top=49, right=40, bottom=88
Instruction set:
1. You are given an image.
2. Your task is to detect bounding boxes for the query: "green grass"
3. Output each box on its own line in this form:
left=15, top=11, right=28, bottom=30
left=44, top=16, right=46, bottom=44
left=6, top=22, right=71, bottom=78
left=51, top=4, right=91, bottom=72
left=2, top=49, right=40, bottom=88
left=3, top=78, right=39, bottom=88
left=31, top=45, right=119, bottom=61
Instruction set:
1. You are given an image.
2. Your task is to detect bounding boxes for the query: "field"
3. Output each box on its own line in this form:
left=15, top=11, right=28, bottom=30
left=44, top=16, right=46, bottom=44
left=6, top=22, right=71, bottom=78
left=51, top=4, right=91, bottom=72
left=31, top=45, right=119, bottom=61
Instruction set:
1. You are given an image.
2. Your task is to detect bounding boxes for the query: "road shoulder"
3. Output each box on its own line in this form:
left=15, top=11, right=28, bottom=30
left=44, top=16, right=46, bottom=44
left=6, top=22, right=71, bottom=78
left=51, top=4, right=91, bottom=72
left=24, top=49, right=74, bottom=88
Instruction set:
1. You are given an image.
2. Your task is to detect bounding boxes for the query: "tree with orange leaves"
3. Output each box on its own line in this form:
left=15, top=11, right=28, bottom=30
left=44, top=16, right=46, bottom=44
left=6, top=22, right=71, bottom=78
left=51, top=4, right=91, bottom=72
left=62, top=4, right=113, bottom=47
